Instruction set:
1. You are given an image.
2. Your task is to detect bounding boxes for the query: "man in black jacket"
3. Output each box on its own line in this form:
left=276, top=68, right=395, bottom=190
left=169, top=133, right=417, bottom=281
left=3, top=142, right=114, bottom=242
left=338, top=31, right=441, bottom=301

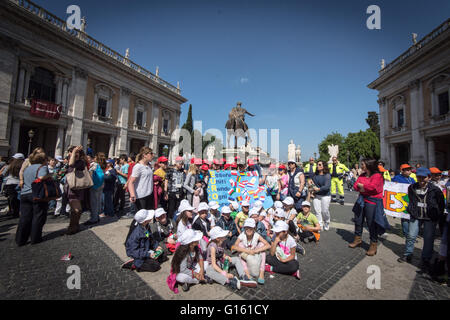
left=398, top=168, right=445, bottom=273
left=216, top=206, right=239, bottom=250
left=164, top=156, right=186, bottom=219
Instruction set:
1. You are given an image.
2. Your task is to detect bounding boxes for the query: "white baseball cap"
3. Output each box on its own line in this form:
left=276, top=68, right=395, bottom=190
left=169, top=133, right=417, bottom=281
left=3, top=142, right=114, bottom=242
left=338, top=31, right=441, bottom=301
left=259, top=210, right=267, bottom=217
left=249, top=207, right=259, bottom=217
left=221, top=206, right=232, bottom=215
left=228, top=200, right=239, bottom=210
left=241, top=200, right=250, bottom=207
left=154, top=208, right=167, bottom=218
left=208, top=201, right=220, bottom=210
left=283, top=197, right=294, bottom=206
left=178, top=229, right=203, bottom=245
left=274, top=201, right=283, bottom=209
left=253, top=200, right=263, bottom=209
left=55, top=155, right=64, bottom=162
left=243, top=218, right=256, bottom=229
left=198, top=202, right=210, bottom=212
left=178, top=201, right=195, bottom=213
left=12, top=153, right=24, bottom=160
left=272, top=220, right=289, bottom=233
left=145, top=210, right=155, bottom=222
left=274, top=208, right=286, bottom=218
left=301, top=201, right=311, bottom=207
left=134, top=209, right=150, bottom=224
left=209, top=226, right=229, bottom=240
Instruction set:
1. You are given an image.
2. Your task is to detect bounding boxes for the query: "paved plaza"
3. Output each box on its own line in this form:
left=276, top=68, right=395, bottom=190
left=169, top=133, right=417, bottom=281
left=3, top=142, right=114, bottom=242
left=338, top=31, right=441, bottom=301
left=0, top=191, right=449, bottom=300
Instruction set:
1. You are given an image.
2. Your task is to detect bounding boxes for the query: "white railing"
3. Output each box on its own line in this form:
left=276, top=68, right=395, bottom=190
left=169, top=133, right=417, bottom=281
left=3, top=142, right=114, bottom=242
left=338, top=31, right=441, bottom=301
left=9, top=0, right=181, bottom=95
left=380, top=18, right=450, bottom=75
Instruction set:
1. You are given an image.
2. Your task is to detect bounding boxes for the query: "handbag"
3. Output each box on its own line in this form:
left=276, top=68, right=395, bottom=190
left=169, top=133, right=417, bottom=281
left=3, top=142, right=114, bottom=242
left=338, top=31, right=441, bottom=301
left=31, top=165, right=62, bottom=202
left=66, top=165, right=93, bottom=190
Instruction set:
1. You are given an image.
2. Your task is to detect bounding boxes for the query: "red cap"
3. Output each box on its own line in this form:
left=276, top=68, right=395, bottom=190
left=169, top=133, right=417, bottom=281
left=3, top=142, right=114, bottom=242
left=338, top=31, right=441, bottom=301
left=190, top=158, right=195, bottom=164
left=175, top=156, right=184, bottom=162
left=247, top=159, right=255, bottom=166
left=158, top=156, right=168, bottom=163
left=224, top=163, right=230, bottom=169
left=201, top=164, right=209, bottom=171
left=400, top=164, right=412, bottom=170
left=231, top=163, right=238, bottom=169
left=269, top=164, right=277, bottom=169
left=193, top=158, right=203, bottom=165
left=279, top=164, right=286, bottom=170
left=430, top=167, right=442, bottom=174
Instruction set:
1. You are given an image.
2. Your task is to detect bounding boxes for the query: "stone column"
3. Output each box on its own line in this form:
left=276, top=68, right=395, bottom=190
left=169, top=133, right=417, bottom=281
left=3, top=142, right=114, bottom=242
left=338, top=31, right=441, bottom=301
left=389, top=144, right=397, bottom=170
left=116, top=86, right=131, bottom=155
left=16, top=65, right=26, bottom=103
left=55, top=126, right=64, bottom=157
left=0, top=36, right=19, bottom=156
left=427, top=139, right=435, bottom=167
left=409, top=80, right=426, bottom=165
left=82, top=132, right=88, bottom=150
left=378, top=97, right=389, bottom=164
left=10, top=119, right=21, bottom=155
left=109, top=135, right=115, bottom=158
left=69, top=67, right=88, bottom=146
left=151, top=102, right=160, bottom=152
left=61, top=79, right=69, bottom=113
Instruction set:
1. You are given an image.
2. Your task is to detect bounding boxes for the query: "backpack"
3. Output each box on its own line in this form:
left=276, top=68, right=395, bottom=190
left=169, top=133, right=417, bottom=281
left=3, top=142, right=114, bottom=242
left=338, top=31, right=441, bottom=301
left=92, top=164, right=104, bottom=189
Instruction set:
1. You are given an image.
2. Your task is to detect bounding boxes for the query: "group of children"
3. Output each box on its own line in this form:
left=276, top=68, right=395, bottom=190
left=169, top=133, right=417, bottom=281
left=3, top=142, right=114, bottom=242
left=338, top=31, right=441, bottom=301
left=122, top=196, right=323, bottom=292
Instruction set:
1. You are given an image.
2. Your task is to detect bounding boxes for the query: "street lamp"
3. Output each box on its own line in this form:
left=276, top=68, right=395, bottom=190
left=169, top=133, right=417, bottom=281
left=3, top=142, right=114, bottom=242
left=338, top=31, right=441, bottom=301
left=314, top=152, right=317, bottom=160
left=28, top=129, right=35, bottom=156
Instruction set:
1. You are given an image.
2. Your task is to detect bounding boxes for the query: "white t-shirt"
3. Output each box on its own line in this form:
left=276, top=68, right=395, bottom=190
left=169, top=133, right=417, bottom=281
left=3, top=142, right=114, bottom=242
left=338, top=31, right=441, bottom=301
left=131, top=163, right=153, bottom=199
left=276, top=234, right=297, bottom=260
left=176, top=221, right=192, bottom=239
left=238, top=232, right=261, bottom=250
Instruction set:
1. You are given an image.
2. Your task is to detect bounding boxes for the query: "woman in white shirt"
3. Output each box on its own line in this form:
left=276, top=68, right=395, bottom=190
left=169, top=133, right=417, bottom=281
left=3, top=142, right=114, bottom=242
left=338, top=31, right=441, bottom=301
left=128, top=147, right=154, bottom=210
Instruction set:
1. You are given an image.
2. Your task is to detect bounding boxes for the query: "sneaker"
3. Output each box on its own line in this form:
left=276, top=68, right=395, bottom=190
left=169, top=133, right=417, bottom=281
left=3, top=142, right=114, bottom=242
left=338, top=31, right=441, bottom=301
left=339, top=200, right=345, bottom=205
left=293, top=270, right=301, bottom=280
left=257, top=278, right=265, bottom=285
left=240, top=275, right=257, bottom=288
left=227, top=277, right=240, bottom=290
left=264, top=264, right=273, bottom=273
left=296, top=243, right=306, bottom=256
left=121, top=259, right=135, bottom=270
left=181, top=283, right=190, bottom=292
left=83, top=219, right=99, bottom=226
left=121, top=213, right=134, bottom=219
left=397, top=255, right=412, bottom=263
left=324, top=224, right=330, bottom=231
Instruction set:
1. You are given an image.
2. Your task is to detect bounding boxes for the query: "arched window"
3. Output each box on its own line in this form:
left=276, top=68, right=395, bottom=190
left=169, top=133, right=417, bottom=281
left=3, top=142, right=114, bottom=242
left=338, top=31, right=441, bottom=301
left=390, top=95, right=406, bottom=131
left=94, top=83, right=115, bottom=121
left=162, top=110, right=171, bottom=136
left=134, top=99, right=148, bottom=130
left=28, top=67, right=56, bottom=102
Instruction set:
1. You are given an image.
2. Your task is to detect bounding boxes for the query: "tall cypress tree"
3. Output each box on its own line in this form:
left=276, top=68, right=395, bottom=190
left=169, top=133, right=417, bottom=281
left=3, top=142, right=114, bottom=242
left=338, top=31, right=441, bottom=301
left=180, top=104, right=194, bottom=154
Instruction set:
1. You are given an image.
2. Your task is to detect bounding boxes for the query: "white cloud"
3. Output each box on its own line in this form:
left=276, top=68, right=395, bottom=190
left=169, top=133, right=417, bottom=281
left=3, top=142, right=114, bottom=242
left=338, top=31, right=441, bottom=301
left=240, top=77, right=249, bottom=84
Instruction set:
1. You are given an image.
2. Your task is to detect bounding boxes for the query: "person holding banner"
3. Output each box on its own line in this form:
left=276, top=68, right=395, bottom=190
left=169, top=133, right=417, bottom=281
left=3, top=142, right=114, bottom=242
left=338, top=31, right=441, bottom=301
left=398, top=168, right=445, bottom=273
left=349, top=159, right=388, bottom=256
left=392, top=164, right=416, bottom=240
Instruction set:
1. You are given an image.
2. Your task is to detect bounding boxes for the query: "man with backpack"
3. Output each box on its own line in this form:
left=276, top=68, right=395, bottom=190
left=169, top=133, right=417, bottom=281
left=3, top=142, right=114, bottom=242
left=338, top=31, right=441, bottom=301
left=164, top=156, right=186, bottom=219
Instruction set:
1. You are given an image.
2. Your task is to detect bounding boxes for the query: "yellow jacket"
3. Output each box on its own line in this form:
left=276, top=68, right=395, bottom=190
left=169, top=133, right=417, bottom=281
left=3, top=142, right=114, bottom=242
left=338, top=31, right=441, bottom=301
left=383, top=171, right=391, bottom=181
left=410, top=172, right=417, bottom=182
left=328, top=162, right=349, bottom=175
left=304, top=163, right=317, bottom=174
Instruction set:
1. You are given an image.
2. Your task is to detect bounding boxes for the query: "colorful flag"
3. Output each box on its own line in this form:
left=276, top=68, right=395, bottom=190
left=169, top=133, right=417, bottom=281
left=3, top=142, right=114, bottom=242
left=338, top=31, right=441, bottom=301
left=231, top=171, right=238, bottom=176
left=238, top=183, right=245, bottom=188
left=245, top=195, right=251, bottom=202
left=228, top=189, right=235, bottom=196
left=237, top=196, right=243, bottom=201
left=259, top=195, right=266, bottom=201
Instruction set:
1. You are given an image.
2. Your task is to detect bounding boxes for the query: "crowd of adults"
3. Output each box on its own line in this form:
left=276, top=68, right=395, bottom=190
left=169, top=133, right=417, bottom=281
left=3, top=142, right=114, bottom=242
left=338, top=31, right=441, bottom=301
left=0, top=146, right=449, bottom=291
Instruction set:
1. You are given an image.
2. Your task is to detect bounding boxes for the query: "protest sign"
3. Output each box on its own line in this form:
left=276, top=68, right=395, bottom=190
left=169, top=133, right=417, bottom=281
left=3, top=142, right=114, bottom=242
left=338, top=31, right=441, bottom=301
left=207, top=170, right=274, bottom=210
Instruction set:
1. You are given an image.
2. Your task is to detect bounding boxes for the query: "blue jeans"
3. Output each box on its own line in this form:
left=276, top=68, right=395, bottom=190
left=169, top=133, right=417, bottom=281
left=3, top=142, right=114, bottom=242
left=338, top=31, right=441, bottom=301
left=354, top=201, right=379, bottom=243
left=89, top=187, right=103, bottom=222
left=103, top=190, right=114, bottom=216
left=401, top=218, right=409, bottom=237
left=404, top=218, right=437, bottom=261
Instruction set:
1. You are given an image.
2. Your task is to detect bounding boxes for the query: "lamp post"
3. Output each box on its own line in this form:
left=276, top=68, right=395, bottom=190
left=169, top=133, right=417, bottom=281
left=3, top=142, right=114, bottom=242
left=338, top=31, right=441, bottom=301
left=314, top=152, right=317, bottom=160
left=28, top=129, right=35, bottom=156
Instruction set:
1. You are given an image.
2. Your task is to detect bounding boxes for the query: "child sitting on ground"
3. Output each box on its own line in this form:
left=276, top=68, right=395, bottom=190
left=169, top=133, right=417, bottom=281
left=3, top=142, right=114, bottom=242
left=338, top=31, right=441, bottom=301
left=215, top=206, right=239, bottom=250
left=150, top=207, right=177, bottom=254
left=296, top=201, right=321, bottom=243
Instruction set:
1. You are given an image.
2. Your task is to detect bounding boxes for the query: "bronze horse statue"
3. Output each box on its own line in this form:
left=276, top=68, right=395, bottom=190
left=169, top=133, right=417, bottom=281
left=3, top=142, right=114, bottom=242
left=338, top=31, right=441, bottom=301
left=225, top=102, right=255, bottom=148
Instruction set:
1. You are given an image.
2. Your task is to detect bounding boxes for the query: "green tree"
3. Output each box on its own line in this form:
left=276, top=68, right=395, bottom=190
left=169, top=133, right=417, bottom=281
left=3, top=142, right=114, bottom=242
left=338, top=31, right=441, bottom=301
left=366, top=111, right=380, bottom=139
left=344, top=130, right=380, bottom=167
left=318, top=132, right=347, bottom=163
left=181, top=104, right=193, bottom=134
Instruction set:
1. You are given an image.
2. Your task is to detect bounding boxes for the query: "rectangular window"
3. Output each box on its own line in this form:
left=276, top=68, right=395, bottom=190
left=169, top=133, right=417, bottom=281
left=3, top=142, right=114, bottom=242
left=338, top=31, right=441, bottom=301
left=163, top=119, right=169, bottom=135
left=397, top=109, right=404, bottom=128
left=438, top=92, right=449, bottom=116
left=98, top=98, right=107, bottom=117
left=136, top=110, right=143, bottom=127
left=28, top=67, right=56, bottom=103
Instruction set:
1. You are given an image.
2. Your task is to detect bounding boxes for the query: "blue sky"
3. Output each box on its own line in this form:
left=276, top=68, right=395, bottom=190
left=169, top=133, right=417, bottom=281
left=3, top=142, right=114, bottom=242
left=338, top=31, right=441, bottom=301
left=33, top=0, right=450, bottom=161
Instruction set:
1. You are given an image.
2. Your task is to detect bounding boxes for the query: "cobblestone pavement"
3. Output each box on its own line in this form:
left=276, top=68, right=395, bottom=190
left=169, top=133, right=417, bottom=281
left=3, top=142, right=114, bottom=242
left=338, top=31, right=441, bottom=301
left=0, top=191, right=449, bottom=300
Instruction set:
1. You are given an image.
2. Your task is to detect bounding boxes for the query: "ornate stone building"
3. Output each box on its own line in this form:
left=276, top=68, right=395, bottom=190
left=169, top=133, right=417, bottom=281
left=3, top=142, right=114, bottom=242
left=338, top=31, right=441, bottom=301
left=368, top=19, right=450, bottom=170
left=0, top=0, right=187, bottom=158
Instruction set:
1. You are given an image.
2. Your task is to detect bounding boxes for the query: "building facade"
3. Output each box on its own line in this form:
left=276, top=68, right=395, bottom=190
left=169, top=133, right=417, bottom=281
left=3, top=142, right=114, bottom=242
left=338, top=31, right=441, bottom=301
left=368, top=19, right=450, bottom=170
left=0, top=0, right=187, bottom=159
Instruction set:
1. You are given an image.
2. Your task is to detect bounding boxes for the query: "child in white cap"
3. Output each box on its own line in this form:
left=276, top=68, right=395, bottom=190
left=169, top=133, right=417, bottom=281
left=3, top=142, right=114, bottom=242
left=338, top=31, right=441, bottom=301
left=234, top=200, right=250, bottom=234
left=205, top=226, right=256, bottom=289
left=266, top=220, right=301, bottom=279
left=170, top=229, right=206, bottom=292
left=176, top=200, right=195, bottom=239
left=192, top=202, right=212, bottom=255
left=123, top=209, right=165, bottom=272
left=215, top=206, right=239, bottom=250
left=228, top=200, right=239, bottom=220
left=231, top=218, right=271, bottom=285
left=249, top=208, right=270, bottom=243
left=208, top=201, right=220, bottom=227
left=149, top=207, right=177, bottom=254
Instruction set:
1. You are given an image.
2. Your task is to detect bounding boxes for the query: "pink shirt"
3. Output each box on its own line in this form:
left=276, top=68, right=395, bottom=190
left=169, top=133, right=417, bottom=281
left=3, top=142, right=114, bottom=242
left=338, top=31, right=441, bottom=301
left=354, top=173, right=384, bottom=204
